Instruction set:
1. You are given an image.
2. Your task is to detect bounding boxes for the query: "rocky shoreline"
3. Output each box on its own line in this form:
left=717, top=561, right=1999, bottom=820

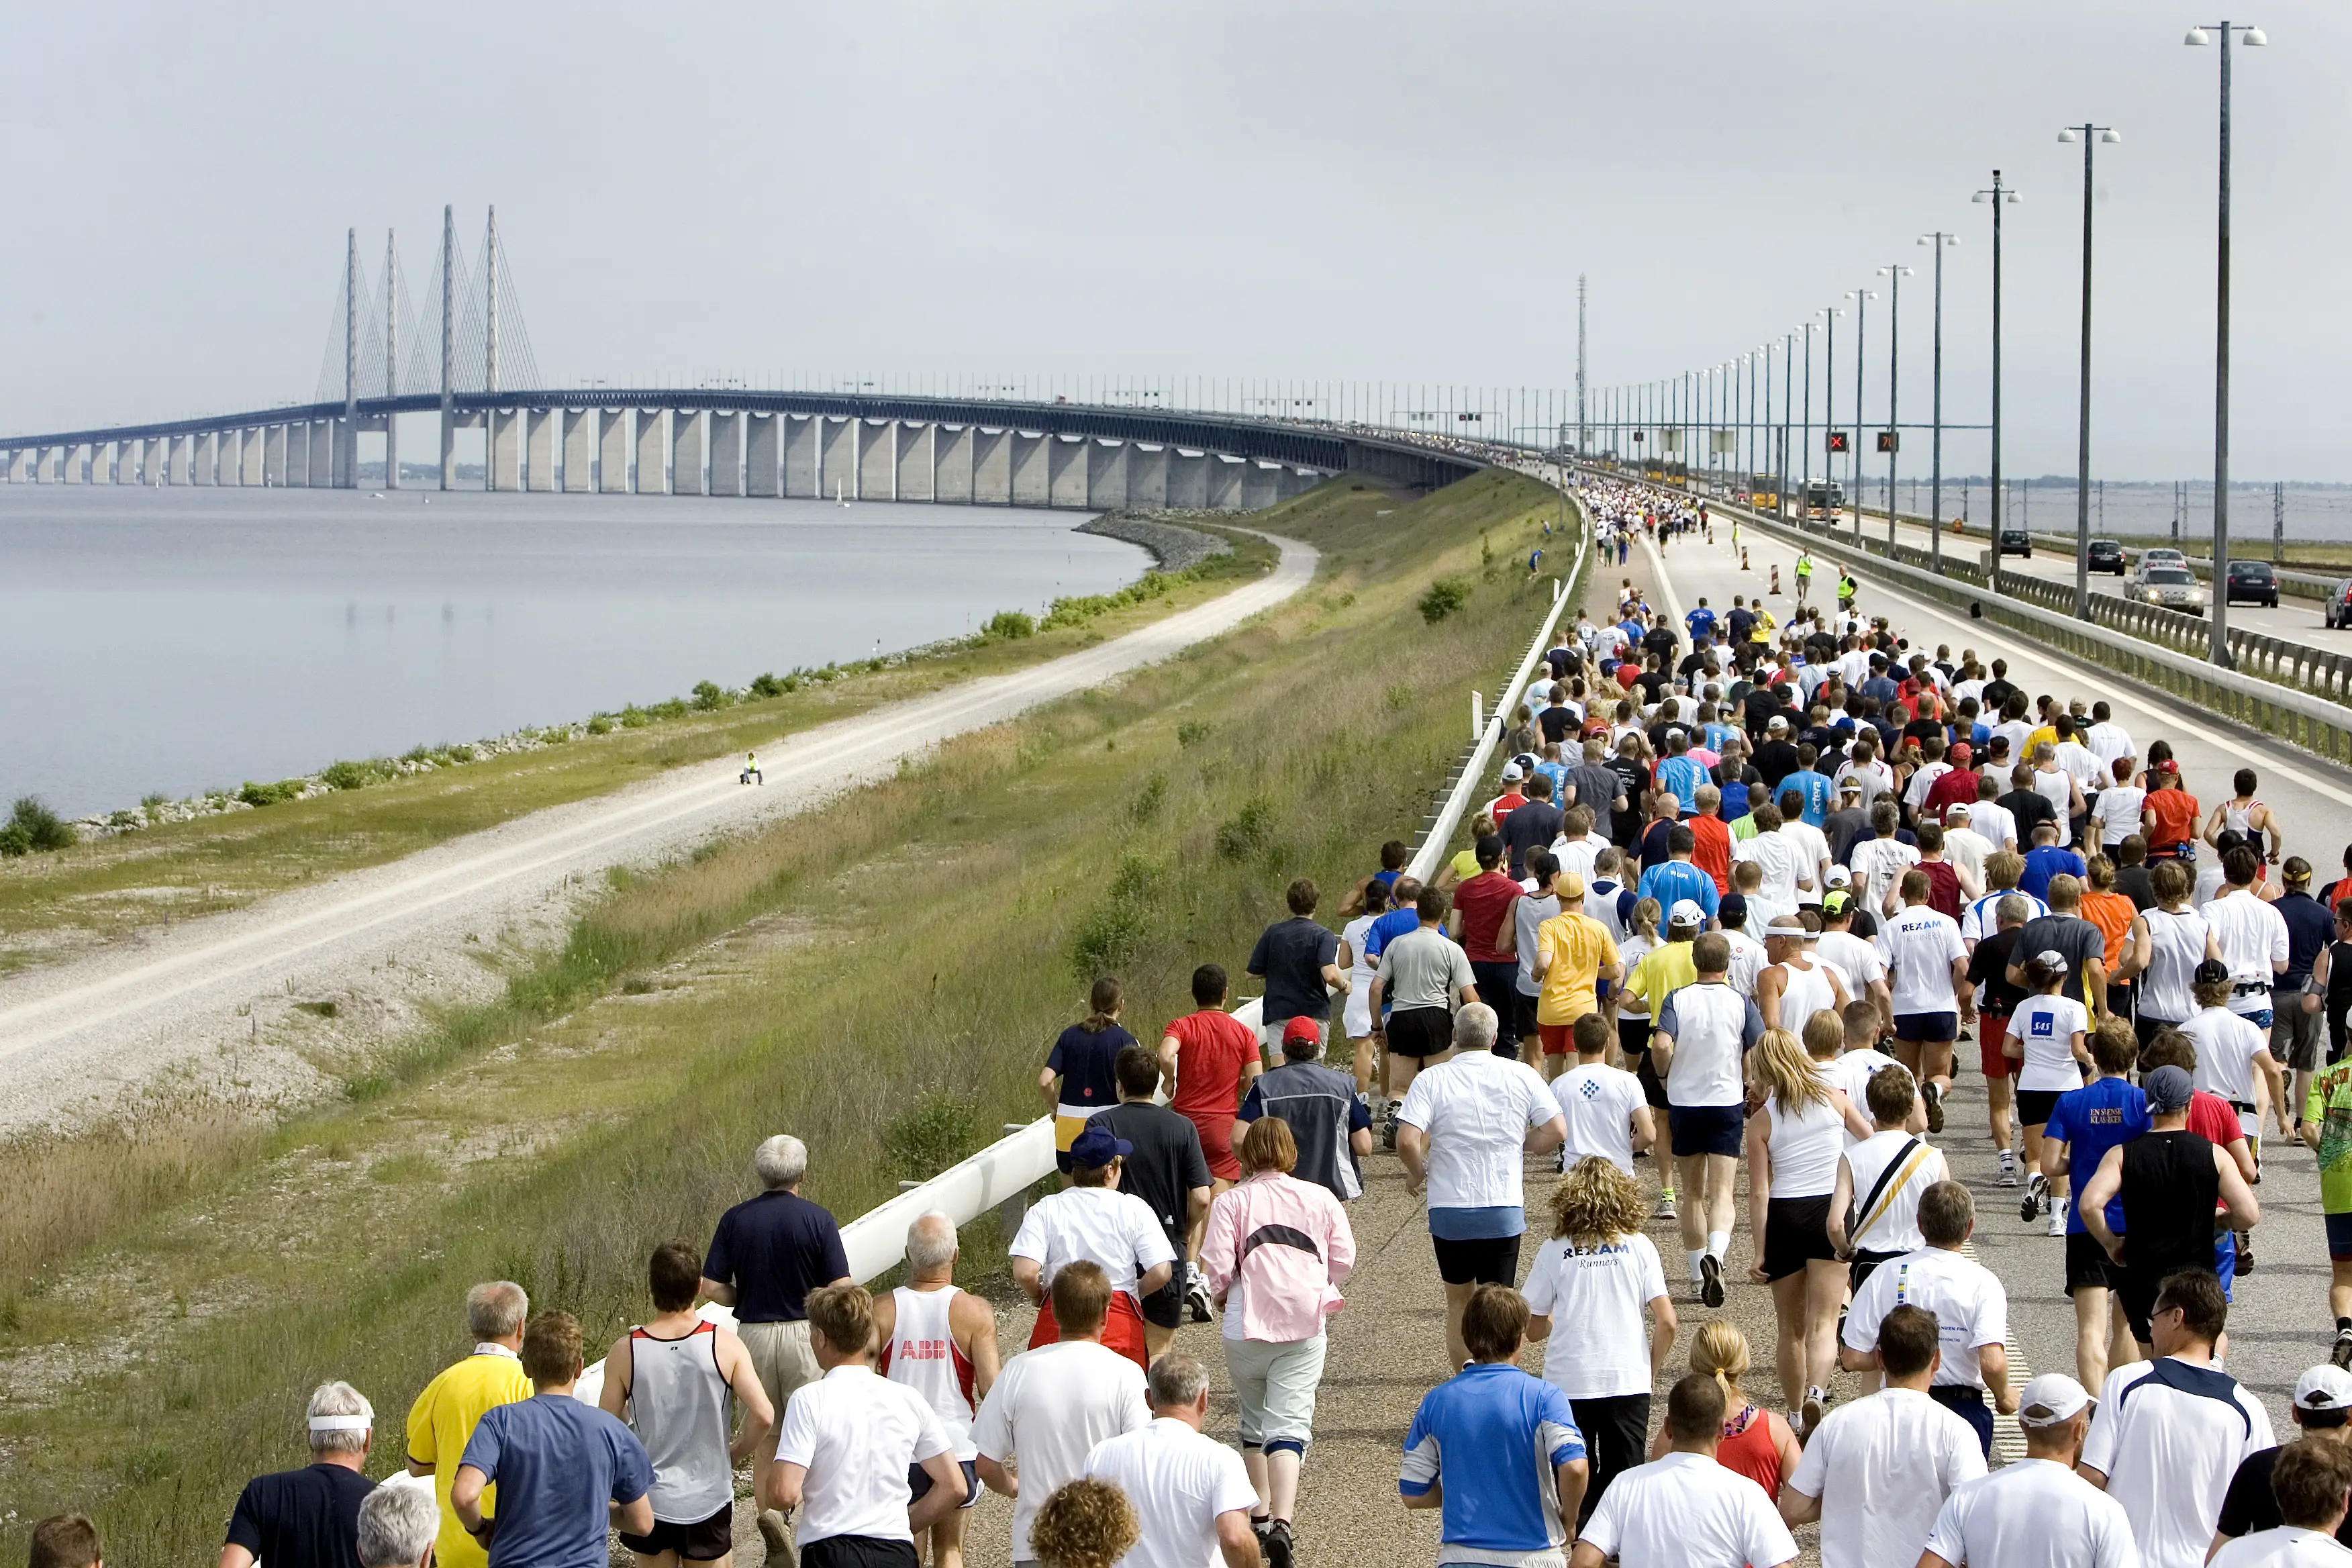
left=1077, top=510, right=1235, bottom=573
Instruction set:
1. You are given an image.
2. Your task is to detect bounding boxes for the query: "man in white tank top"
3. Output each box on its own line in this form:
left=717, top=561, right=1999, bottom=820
left=875, top=1214, right=1001, bottom=1568
left=1753, top=918, right=1849, bottom=1035
left=599, top=1240, right=778, bottom=1567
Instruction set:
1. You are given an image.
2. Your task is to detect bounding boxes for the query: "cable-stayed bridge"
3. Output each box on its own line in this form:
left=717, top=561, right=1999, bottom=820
left=0, top=213, right=1474, bottom=506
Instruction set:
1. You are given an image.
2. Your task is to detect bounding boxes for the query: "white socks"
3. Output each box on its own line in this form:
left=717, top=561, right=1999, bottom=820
left=1707, top=1230, right=1730, bottom=1262
left=1687, top=1249, right=1708, bottom=1282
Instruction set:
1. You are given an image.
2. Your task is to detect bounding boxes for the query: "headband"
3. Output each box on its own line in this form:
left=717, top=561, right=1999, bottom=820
left=309, top=1415, right=373, bottom=1432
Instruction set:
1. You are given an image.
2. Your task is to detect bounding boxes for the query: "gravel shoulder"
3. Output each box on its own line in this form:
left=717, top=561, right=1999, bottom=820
left=0, top=534, right=1314, bottom=1138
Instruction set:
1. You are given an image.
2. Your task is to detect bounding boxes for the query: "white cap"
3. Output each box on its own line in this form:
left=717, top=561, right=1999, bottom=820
left=1668, top=899, right=1705, bottom=926
left=1824, top=865, right=1852, bottom=887
left=2016, top=1373, right=2092, bottom=1427
left=2296, top=1365, right=2352, bottom=1413
left=1767, top=715, right=1790, bottom=732
left=1500, top=762, right=1524, bottom=781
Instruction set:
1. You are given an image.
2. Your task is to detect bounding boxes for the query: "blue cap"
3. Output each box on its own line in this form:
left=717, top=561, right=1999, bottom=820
left=1068, top=1123, right=1134, bottom=1169
left=2144, top=1065, right=2194, bottom=1114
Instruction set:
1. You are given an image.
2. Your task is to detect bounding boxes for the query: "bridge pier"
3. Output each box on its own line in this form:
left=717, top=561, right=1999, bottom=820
left=974, top=428, right=1012, bottom=504
left=747, top=413, right=781, bottom=496
left=708, top=412, right=744, bottom=496
left=1168, top=449, right=1208, bottom=507
left=893, top=421, right=932, bottom=501
left=1210, top=454, right=1247, bottom=510
left=856, top=420, right=891, bottom=501
left=560, top=409, right=594, bottom=492
left=309, top=420, right=335, bottom=487
left=1010, top=432, right=1048, bottom=505
left=599, top=410, right=630, bottom=493
left=671, top=411, right=705, bottom=496
left=240, top=428, right=264, bottom=486
left=1087, top=440, right=1128, bottom=508
left=524, top=409, right=554, bottom=491
left=223, top=430, right=248, bottom=487
left=1128, top=444, right=1169, bottom=507
left=489, top=409, right=522, bottom=491
left=783, top=415, right=818, bottom=497
left=1242, top=460, right=1279, bottom=510
left=1048, top=435, right=1089, bottom=508
left=262, top=426, right=285, bottom=487
left=190, top=432, right=215, bottom=485
left=633, top=409, right=667, bottom=494
left=935, top=424, right=974, bottom=503
left=330, top=418, right=352, bottom=487
left=89, top=442, right=112, bottom=485
left=820, top=418, right=854, bottom=501
left=60, top=442, right=83, bottom=483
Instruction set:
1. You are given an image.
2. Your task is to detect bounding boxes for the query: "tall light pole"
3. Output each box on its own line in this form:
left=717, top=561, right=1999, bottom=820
left=1875, top=265, right=1913, bottom=549
left=2058, top=123, right=2120, bottom=620
left=1780, top=330, right=1795, bottom=520
left=1824, top=305, right=1843, bottom=524
left=1576, top=272, right=1587, bottom=454
left=1918, top=232, right=1959, bottom=571
left=1847, top=289, right=1875, bottom=541
left=1974, top=173, right=2022, bottom=599
left=2188, top=20, right=2265, bottom=664
left=1802, top=311, right=1822, bottom=521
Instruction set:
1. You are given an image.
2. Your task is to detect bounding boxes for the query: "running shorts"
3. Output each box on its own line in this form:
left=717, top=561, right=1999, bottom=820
left=2064, top=1229, right=2118, bottom=1297
left=2015, top=1088, right=2064, bottom=1128
left=621, top=1505, right=734, bottom=1561
left=1432, top=1232, right=1522, bottom=1287
left=2327, top=1212, right=2352, bottom=1263
left=1668, top=1103, right=1745, bottom=1159
left=1386, top=1006, right=1454, bottom=1059
left=1538, top=1022, right=1577, bottom=1056
left=1976, top=1014, right=2015, bottom=1079
left=1895, top=1010, right=1959, bottom=1044
left=907, top=1459, right=981, bottom=1512
left=1762, top=1195, right=1836, bottom=1281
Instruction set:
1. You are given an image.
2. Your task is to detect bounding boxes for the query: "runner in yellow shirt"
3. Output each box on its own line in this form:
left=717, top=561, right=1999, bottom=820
left=1532, top=871, right=1623, bottom=1081
left=406, top=1283, right=534, bottom=1568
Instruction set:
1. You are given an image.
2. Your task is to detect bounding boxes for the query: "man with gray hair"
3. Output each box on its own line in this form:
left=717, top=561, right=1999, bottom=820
left=1083, top=1354, right=1263, bottom=1568
left=873, top=1214, right=1001, bottom=1568
left=356, top=1481, right=440, bottom=1568
left=405, top=1283, right=531, bottom=1568
left=701, top=1134, right=852, bottom=1567
left=1395, top=1001, right=1567, bottom=1369
left=222, top=1381, right=379, bottom=1568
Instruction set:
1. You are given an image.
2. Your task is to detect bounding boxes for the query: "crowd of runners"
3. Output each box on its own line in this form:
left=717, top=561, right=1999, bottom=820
left=29, top=474, right=2352, bottom=1568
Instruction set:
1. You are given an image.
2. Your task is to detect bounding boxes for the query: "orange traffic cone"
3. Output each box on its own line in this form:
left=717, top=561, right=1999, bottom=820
left=1740, top=548, right=1751, bottom=571
left=1769, top=565, right=1782, bottom=595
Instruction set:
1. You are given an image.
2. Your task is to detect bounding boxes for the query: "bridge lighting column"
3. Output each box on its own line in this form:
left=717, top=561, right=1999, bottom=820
left=1874, top=266, right=1914, bottom=548
left=2058, top=124, right=2120, bottom=620
left=1919, top=232, right=1959, bottom=572
left=2187, top=21, right=2263, bottom=665
left=1846, top=289, right=1875, bottom=542
left=1973, top=173, right=2020, bottom=599
left=1780, top=330, right=1794, bottom=520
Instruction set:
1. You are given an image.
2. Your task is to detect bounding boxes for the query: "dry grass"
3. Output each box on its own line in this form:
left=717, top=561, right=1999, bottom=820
left=0, top=471, right=1582, bottom=1565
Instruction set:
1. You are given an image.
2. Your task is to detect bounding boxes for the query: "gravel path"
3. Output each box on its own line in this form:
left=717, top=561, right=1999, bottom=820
left=0, top=534, right=1314, bottom=1138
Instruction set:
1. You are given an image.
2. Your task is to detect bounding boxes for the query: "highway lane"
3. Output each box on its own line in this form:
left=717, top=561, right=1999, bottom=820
left=1841, top=504, right=2345, bottom=646
left=1650, top=510, right=2350, bottom=1436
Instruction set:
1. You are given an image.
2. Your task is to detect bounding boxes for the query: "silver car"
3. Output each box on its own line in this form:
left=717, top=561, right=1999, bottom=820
left=2133, top=565, right=2205, bottom=614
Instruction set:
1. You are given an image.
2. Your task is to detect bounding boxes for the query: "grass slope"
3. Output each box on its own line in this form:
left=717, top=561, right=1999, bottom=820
left=0, top=469, right=1578, bottom=1565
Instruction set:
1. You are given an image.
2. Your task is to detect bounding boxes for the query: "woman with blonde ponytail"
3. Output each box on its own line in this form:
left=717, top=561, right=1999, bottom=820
left=1651, top=1320, right=1801, bottom=1500
left=1745, top=1027, right=1871, bottom=1437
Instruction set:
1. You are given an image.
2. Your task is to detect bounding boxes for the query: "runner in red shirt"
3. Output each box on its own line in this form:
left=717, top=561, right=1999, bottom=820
left=1159, top=965, right=1263, bottom=1193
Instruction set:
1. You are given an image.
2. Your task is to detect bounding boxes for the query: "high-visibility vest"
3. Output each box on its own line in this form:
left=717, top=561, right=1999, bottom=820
left=1796, top=554, right=1814, bottom=579
left=1838, top=574, right=1858, bottom=597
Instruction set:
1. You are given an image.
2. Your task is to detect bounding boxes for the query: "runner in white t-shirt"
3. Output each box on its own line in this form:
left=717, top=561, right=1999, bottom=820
left=1918, top=1373, right=2134, bottom=1568
left=1551, top=1014, right=1655, bottom=1175
left=2006, top=954, right=2094, bottom=1237
left=1571, top=1373, right=1798, bottom=1568
left=1877, top=873, right=1973, bottom=1134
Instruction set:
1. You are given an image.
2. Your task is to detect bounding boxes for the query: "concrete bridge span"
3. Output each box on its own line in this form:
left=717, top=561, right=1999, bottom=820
left=0, top=391, right=1477, bottom=509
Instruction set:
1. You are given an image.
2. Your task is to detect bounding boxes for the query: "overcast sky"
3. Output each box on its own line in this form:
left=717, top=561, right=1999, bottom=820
left=4, top=2, right=2347, bottom=480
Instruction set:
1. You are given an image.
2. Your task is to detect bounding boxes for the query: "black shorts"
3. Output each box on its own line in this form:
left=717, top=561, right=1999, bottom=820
left=1432, top=1232, right=1522, bottom=1286
left=1895, top=1011, right=1959, bottom=1043
left=1138, top=1269, right=1184, bottom=1330
left=1668, top=1103, right=1744, bottom=1158
left=803, top=1538, right=922, bottom=1568
left=1763, top=1195, right=1836, bottom=1281
left=1850, top=1247, right=1906, bottom=1295
left=1514, top=990, right=1542, bottom=1043
left=907, top=1458, right=980, bottom=1511
left=2064, top=1229, right=2118, bottom=1296
left=2116, top=1259, right=2199, bottom=1346
left=2135, top=1014, right=2182, bottom=1052
left=1387, top=1006, right=1454, bottom=1059
left=621, top=1504, right=734, bottom=1561
left=2016, top=1088, right=2065, bottom=1128
left=1473, top=961, right=1522, bottom=1042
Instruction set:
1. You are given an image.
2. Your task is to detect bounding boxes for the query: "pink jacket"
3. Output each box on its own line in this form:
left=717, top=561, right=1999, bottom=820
left=1200, top=1171, right=1355, bottom=1343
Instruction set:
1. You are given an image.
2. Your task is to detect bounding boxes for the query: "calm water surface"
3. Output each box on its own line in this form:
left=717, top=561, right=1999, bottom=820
left=0, top=488, right=1141, bottom=816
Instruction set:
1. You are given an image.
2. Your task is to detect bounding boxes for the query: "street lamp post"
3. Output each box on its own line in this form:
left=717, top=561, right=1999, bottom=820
left=1973, top=172, right=2020, bottom=599
left=2188, top=20, right=2265, bottom=665
left=1875, top=265, right=1914, bottom=550
left=1847, top=289, right=1875, bottom=542
left=1781, top=330, right=1795, bottom=522
left=1824, top=305, right=1843, bottom=526
left=1918, top=233, right=1959, bottom=573
left=2058, top=123, right=2121, bottom=620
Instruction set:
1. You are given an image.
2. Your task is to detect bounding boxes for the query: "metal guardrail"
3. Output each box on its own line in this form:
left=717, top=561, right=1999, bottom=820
left=1667, top=489, right=2352, bottom=769
left=577, top=471, right=1590, bottom=1404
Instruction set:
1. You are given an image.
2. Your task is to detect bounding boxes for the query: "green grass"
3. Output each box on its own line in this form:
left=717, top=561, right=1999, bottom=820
left=0, top=470, right=1579, bottom=1566
left=0, top=539, right=1273, bottom=977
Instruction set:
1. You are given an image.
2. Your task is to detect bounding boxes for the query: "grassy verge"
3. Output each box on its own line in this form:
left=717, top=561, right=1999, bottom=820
left=0, top=536, right=1274, bottom=977
left=0, top=469, right=1577, bottom=1565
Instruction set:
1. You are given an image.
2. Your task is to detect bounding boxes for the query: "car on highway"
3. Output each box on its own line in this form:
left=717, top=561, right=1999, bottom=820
left=2087, top=539, right=2126, bottom=575
left=2144, top=547, right=2188, bottom=569
left=2225, top=558, right=2280, bottom=607
left=2325, top=577, right=2352, bottom=630
left=2131, top=564, right=2206, bottom=614
left=1998, top=527, right=2032, bottom=556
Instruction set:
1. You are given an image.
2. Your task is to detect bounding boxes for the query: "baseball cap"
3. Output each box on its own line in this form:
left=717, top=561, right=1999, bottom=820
left=2296, top=1365, right=2352, bottom=1414
left=2037, top=949, right=2067, bottom=969
left=1281, top=1015, right=1322, bottom=1047
left=1824, top=865, right=1853, bottom=887
left=1557, top=871, right=1587, bottom=902
left=1500, top=762, right=1524, bottom=782
left=1946, top=801, right=1973, bottom=821
left=2194, top=957, right=2231, bottom=987
left=2144, top=1064, right=2194, bottom=1114
left=2158, top=758, right=2181, bottom=775
left=2016, top=1373, right=2092, bottom=1428
left=1949, top=741, right=1972, bottom=763
left=1718, top=893, right=1748, bottom=927
left=1067, top=1123, right=1134, bottom=1168
left=1767, top=715, right=1790, bottom=732
left=1669, top=899, right=1705, bottom=928
left=1822, top=890, right=1851, bottom=917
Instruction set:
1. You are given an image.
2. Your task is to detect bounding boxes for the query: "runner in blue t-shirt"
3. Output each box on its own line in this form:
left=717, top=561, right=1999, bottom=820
left=1402, top=1286, right=1587, bottom=1551
left=1636, top=844, right=1719, bottom=922
left=1781, top=767, right=1834, bottom=828
left=1685, top=601, right=1718, bottom=644
left=2040, top=1023, right=2150, bottom=1389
